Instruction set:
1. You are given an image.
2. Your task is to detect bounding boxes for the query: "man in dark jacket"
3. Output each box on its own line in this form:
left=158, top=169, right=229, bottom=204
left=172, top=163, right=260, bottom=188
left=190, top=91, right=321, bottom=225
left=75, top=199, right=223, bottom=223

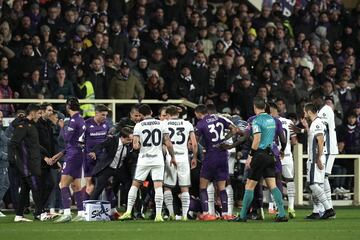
left=8, top=104, right=50, bottom=222
left=35, top=103, right=57, bottom=216
left=89, top=127, right=133, bottom=216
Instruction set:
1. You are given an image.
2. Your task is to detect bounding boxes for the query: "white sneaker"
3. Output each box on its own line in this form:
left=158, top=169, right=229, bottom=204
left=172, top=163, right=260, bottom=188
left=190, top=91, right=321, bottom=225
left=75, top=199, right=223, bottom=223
left=0, top=211, right=6, bottom=217
left=40, top=212, right=54, bottom=221
left=14, top=216, right=33, bottom=222
left=340, top=187, right=350, bottom=193
left=333, top=187, right=341, bottom=194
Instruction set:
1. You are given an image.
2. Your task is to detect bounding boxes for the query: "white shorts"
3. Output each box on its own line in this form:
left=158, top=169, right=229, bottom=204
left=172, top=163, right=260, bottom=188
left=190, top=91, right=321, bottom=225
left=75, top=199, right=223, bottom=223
left=134, top=164, right=164, bottom=182
left=228, top=152, right=236, bottom=175
left=325, top=154, right=336, bottom=175
left=282, top=162, right=294, bottom=179
left=164, top=156, right=191, bottom=187
left=306, top=155, right=326, bottom=184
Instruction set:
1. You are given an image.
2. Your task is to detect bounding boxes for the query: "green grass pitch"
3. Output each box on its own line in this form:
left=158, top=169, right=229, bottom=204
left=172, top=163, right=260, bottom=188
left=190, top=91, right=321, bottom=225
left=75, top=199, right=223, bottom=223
left=0, top=208, right=359, bottom=240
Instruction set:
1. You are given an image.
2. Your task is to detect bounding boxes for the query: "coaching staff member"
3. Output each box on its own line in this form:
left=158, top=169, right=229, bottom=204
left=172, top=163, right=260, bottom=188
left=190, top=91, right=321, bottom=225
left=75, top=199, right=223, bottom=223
left=233, top=97, right=287, bottom=222
left=89, top=127, right=133, bottom=216
left=8, top=104, right=51, bottom=222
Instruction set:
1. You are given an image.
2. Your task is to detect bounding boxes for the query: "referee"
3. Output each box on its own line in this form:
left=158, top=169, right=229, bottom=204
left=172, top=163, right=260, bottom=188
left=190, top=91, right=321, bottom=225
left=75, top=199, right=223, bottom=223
left=233, top=97, right=288, bottom=222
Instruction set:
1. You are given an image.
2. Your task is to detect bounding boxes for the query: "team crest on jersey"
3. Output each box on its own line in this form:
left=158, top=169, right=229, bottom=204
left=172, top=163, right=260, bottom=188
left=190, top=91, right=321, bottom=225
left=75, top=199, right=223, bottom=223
left=316, top=125, right=320, bottom=128
left=103, top=124, right=106, bottom=128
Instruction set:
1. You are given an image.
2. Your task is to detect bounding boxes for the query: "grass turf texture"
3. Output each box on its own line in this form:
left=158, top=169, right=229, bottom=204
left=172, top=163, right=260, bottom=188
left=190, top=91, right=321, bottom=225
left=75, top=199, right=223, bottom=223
left=0, top=208, right=359, bottom=240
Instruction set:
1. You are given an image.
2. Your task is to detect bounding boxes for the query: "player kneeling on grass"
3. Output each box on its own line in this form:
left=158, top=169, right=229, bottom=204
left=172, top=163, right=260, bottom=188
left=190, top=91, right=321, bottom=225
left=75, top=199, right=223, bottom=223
left=119, top=104, right=177, bottom=222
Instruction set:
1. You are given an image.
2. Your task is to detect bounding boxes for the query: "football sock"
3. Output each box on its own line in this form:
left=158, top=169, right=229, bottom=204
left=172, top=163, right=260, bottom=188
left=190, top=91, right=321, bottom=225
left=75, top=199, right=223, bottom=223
left=324, top=177, right=333, bottom=208
left=74, top=191, right=83, bottom=211
left=61, top=187, right=71, bottom=215
left=240, top=189, right=254, bottom=219
left=154, top=187, right=163, bottom=216
left=200, top=188, right=209, bottom=213
left=180, top=192, right=190, bottom=218
left=270, top=187, right=286, bottom=217
left=287, top=181, right=295, bottom=209
left=207, top=183, right=215, bottom=215
left=164, top=190, right=174, bottom=216
left=310, top=184, right=331, bottom=210
left=219, top=190, right=228, bottom=215
left=126, top=186, right=138, bottom=213
left=226, top=185, right=234, bottom=215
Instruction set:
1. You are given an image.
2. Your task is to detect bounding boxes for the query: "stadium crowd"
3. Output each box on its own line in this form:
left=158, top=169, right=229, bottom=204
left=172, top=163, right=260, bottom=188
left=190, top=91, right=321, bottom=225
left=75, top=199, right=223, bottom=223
left=0, top=0, right=360, bottom=221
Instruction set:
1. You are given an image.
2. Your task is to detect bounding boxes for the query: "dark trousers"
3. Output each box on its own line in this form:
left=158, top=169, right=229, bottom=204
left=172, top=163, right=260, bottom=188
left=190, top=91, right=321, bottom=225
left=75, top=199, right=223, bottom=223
left=8, top=166, right=22, bottom=209
left=40, top=167, right=55, bottom=209
left=91, top=166, right=129, bottom=208
left=16, top=175, right=43, bottom=217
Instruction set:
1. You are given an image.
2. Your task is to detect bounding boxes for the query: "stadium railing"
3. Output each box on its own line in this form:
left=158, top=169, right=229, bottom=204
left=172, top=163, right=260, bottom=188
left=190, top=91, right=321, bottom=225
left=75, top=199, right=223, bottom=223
left=294, top=144, right=360, bottom=206
left=0, top=98, right=198, bottom=123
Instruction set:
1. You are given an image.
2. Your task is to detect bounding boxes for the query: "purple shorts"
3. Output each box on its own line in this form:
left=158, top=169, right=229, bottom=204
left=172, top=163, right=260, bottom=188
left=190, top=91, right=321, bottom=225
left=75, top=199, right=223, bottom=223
left=274, top=154, right=282, bottom=174
left=200, top=151, right=229, bottom=181
left=83, top=156, right=96, bottom=177
left=62, top=149, right=84, bottom=179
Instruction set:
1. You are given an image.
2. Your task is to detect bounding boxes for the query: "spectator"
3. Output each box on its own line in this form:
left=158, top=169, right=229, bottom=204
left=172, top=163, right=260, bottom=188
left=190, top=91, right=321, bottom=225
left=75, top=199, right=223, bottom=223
left=274, top=79, right=301, bottom=114
left=337, top=78, right=357, bottom=115
left=171, top=64, right=196, bottom=102
left=144, top=70, right=168, bottom=101
left=0, top=73, right=15, bottom=116
left=20, top=69, right=50, bottom=99
left=51, top=69, right=74, bottom=100
left=108, top=61, right=144, bottom=100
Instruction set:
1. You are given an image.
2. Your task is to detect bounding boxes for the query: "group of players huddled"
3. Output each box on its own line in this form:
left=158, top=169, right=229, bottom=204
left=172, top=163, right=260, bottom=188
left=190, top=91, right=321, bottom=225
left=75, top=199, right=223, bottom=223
left=9, top=94, right=337, bottom=222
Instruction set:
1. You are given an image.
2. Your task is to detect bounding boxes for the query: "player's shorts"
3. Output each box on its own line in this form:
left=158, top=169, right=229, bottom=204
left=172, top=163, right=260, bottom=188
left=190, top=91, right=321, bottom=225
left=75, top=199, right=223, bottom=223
left=200, top=151, right=229, bottom=181
left=83, top=156, right=96, bottom=178
left=134, top=164, right=164, bottom=182
left=62, top=149, right=84, bottom=179
left=281, top=156, right=294, bottom=179
left=228, top=152, right=236, bottom=176
left=325, top=154, right=336, bottom=175
left=164, top=156, right=191, bottom=188
left=248, top=148, right=275, bottom=181
left=306, top=155, right=326, bottom=185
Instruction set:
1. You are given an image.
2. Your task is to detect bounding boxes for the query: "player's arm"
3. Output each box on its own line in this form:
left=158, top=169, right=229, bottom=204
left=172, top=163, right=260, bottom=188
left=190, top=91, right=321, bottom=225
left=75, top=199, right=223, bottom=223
left=164, top=133, right=176, bottom=167
left=189, top=131, right=198, bottom=169
left=60, top=119, right=76, bottom=142
left=315, top=133, right=324, bottom=170
left=132, top=135, right=140, bottom=150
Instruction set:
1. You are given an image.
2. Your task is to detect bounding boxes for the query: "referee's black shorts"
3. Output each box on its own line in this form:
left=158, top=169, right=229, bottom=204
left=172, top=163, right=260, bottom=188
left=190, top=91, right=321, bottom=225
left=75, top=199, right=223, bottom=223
left=248, top=148, right=276, bottom=181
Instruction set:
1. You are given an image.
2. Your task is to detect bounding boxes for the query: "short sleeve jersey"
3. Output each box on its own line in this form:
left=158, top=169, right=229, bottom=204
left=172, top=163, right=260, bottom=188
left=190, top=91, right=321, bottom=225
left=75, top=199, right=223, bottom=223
left=133, top=118, right=169, bottom=165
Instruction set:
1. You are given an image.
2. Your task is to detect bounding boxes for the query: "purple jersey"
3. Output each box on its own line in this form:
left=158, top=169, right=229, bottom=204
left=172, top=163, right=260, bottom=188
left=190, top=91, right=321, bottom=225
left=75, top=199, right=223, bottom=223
left=196, top=114, right=231, bottom=153
left=61, top=112, right=86, bottom=152
left=84, top=118, right=109, bottom=153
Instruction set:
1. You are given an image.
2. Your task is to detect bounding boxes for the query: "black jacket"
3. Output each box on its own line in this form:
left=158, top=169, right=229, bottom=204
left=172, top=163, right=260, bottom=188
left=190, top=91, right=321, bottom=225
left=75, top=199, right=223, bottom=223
left=35, top=118, right=56, bottom=168
left=91, top=135, right=132, bottom=176
left=8, top=117, right=44, bottom=177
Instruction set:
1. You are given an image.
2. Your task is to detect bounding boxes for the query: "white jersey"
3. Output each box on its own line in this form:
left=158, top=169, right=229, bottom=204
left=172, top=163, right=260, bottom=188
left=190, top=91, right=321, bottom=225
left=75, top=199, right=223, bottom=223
left=219, top=115, right=236, bottom=153
left=133, top=118, right=169, bottom=166
left=318, top=105, right=338, bottom=154
left=307, top=118, right=326, bottom=160
left=279, top=117, right=296, bottom=157
left=167, top=118, right=194, bottom=162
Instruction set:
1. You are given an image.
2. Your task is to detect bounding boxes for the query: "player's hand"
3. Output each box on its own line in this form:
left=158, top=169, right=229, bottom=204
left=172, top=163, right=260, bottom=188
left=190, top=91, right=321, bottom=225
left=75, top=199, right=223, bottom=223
left=289, top=124, right=302, bottom=134
left=245, top=156, right=252, bottom=169
left=280, top=150, right=285, bottom=160
left=44, top=157, right=53, bottom=165
left=219, top=143, right=232, bottom=150
left=88, top=152, right=96, bottom=160
left=191, top=158, right=197, bottom=169
left=58, top=119, right=65, bottom=128
left=170, top=157, right=177, bottom=168
left=316, top=158, right=324, bottom=170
